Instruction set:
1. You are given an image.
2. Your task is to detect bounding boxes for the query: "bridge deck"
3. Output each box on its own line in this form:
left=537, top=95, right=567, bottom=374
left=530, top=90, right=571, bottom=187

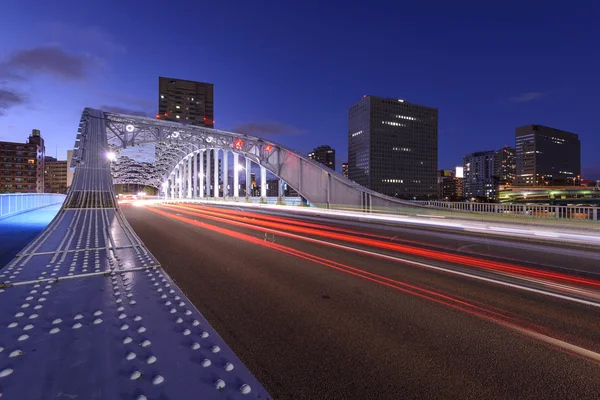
left=0, top=109, right=269, bottom=399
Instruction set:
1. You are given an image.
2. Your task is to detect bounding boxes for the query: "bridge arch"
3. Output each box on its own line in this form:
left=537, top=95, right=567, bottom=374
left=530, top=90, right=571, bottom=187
left=96, top=108, right=413, bottom=210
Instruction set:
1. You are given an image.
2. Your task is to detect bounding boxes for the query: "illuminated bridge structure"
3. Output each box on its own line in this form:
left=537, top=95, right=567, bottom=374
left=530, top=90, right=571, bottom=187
left=102, top=109, right=412, bottom=210
left=0, top=109, right=269, bottom=399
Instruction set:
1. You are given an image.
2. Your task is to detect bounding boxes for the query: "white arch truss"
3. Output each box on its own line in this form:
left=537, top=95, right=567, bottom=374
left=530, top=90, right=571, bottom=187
left=83, top=108, right=413, bottom=210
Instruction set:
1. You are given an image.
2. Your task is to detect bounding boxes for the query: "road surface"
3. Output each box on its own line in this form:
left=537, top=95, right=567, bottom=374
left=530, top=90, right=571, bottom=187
left=121, top=202, right=600, bottom=400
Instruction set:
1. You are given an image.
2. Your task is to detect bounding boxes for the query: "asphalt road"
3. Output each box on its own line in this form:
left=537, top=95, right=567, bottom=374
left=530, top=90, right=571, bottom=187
left=122, top=202, right=600, bottom=400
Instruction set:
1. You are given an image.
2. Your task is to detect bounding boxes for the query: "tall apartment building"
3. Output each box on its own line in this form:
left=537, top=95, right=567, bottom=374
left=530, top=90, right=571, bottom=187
left=66, top=150, right=74, bottom=189
left=515, top=125, right=580, bottom=186
left=348, top=95, right=438, bottom=198
left=463, top=150, right=496, bottom=199
left=0, top=129, right=45, bottom=193
left=308, top=145, right=335, bottom=170
left=341, top=162, right=348, bottom=178
left=44, top=157, right=68, bottom=194
left=494, top=146, right=516, bottom=186
left=158, top=77, right=214, bottom=128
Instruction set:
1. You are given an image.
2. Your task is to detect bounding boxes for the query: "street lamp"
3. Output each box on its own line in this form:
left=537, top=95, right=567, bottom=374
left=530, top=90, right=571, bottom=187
left=106, top=151, right=116, bottom=161
left=125, top=124, right=135, bottom=133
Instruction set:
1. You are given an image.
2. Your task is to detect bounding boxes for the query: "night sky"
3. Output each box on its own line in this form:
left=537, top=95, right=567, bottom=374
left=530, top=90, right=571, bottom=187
left=1, top=1, right=599, bottom=179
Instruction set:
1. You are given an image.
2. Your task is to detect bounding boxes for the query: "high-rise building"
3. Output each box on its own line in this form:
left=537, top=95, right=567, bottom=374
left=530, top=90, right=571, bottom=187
left=158, top=77, right=214, bottom=128
left=341, top=162, right=348, bottom=178
left=494, top=146, right=516, bottom=186
left=44, top=157, right=68, bottom=194
left=348, top=95, right=438, bottom=198
left=0, top=129, right=45, bottom=193
left=463, top=150, right=496, bottom=199
left=308, top=145, right=335, bottom=170
left=515, top=125, right=580, bottom=186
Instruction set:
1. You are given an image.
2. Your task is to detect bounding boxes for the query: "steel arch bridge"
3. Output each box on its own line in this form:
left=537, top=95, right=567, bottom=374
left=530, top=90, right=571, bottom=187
left=96, top=109, right=413, bottom=210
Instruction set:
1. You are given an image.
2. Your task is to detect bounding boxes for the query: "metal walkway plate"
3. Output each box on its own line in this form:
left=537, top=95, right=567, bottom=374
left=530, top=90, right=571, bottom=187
left=0, top=109, right=270, bottom=400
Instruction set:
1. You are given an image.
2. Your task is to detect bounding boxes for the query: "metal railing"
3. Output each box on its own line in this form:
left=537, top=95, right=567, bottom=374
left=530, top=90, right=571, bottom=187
left=0, top=193, right=66, bottom=220
left=413, top=201, right=599, bottom=221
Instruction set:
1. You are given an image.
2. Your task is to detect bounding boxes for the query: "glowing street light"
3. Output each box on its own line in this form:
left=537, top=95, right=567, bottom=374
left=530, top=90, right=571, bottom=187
left=125, top=124, right=135, bottom=133
left=106, top=151, right=116, bottom=161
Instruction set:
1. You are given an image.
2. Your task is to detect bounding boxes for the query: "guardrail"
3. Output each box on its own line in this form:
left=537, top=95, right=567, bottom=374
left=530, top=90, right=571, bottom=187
left=413, top=201, right=599, bottom=221
left=0, top=193, right=66, bottom=220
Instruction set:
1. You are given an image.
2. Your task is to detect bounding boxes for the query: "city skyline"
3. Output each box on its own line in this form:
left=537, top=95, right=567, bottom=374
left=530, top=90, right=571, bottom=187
left=0, top=2, right=599, bottom=179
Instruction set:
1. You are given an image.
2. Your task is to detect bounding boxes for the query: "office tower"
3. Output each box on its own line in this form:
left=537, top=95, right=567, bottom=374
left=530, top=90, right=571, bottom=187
left=463, top=150, right=496, bottom=199
left=0, top=129, right=45, bottom=193
left=44, top=156, right=68, bottom=193
left=308, top=145, right=335, bottom=170
left=515, top=125, right=581, bottom=186
left=158, top=77, right=214, bottom=127
left=348, top=95, right=438, bottom=198
left=494, top=146, right=516, bottom=186
left=341, top=162, right=348, bottom=178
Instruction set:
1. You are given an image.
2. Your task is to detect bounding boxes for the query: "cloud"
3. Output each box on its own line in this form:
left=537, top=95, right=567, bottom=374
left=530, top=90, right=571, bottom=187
left=509, top=92, right=544, bottom=103
left=232, top=121, right=303, bottom=137
left=1, top=46, right=93, bottom=80
left=0, top=88, right=27, bottom=116
left=100, top=105, right=149, bottom=117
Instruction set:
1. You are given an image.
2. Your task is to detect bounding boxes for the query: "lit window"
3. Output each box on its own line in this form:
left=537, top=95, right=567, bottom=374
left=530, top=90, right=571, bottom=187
left=176, top=105, right=180, bottom=109
left=176, top=115, right=180, bottom=119
left=160, top=95, right=164, bottom=99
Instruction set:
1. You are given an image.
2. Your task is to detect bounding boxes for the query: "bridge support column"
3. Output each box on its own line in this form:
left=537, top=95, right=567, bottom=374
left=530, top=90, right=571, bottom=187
left=193, top=152, right=198, bottom=198
left=222, top=150, right=229, bottom=199
left=199, top=150, right=204, bottom=198
left=277, top=179, right=284, bottom=204
left=245, top=157, right=251, bottom=198
left=187, top=156, right=192, bottom=198
left=233, top=153, right=239, bottom=199
left=213, top=149, right=219, bottom=198
left=260, top=166, right=267, bottom=199
left=177, top=164, right=182, bottom=199
left=205, top=150, right=211, bottom=198
left=170, top=175, right=174, bottom=199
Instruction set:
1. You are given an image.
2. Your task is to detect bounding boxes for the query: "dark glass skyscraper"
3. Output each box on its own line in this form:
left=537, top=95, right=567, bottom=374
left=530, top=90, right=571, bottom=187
left=515, top=125, right=580, bottom=186
left=308, top=145, right=335, bottom=170
left=348, top=95, right=438, bottom=198
left=158, top=77, right=214, bottom=128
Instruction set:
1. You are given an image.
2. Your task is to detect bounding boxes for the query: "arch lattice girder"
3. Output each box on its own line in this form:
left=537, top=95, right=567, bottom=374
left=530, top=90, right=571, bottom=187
left=98, top=109, right=414, bottom=209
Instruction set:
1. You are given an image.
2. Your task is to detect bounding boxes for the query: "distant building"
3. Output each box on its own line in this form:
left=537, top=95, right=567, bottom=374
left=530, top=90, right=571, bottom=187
left=158, top=77, right=214, bottom=127
left=348, top=95, right=438, bottom=198
left=66, top=150, right=74, bottom=189
left=515, top=125, right=580, bottom=186
left=308, top=145, right=335, bottom=170
left=494, top=146, right=516, bottom=186
left=44, top=157, right=68, bottom=194
left=437, top=169, right=463, bottom=200
left=463, top=150, right=496, bottom=199
left=341, top=162, right=348, bottom=178
left=0, top=129, right=45, bottom=193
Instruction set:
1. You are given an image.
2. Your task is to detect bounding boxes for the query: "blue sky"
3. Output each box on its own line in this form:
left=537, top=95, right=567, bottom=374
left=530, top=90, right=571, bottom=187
left=1, top=0, right=599, bottom=178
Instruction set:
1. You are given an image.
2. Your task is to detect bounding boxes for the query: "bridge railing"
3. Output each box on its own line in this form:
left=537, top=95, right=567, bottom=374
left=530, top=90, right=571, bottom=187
left=0, top=193, right=66, bottom=220
left=412, top=201, right=599, bottom=221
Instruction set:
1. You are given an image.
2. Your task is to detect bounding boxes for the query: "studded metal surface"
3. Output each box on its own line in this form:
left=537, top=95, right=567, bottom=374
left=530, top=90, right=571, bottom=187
left=0, top=109, right=270, bottom=400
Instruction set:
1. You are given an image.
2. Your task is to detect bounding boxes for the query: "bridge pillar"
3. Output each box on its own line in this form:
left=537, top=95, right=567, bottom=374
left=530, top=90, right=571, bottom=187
left=205, top=150, right=211, bottom=198
left=187, top=156, right=192, bottom=198
left=213, top=149, right=219, bottom=198
left=245, top=157, right=251, bottom=198
left=277, top=179, right=284, bottom=204
left=199, top=150, right=204, bottom=198
left=260, top=166, right=267, bottom=199
left=177, top=164, right=183, bottom=199
left=193, top=152, right=198, bottom=198
left=170, top=174, right=174, bottom=199
left=222, top=150, right=229, bottom=198
left=233, top=153, right=239, bottom=198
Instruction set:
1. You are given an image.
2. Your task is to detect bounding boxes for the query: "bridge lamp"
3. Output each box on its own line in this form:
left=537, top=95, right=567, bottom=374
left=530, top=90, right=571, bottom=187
left=234, top=139, right=243, bottom=149
left=125, top=124, right=135, bottom=133
left=198, top=173, right=204, bottom=178
left=171, top=131, right=180, bottom=139
left=206, top=136, right=213, bottom=143
left=236, top=164, right=245, bottom=171
left=106, top=151, right=116, bottom=161
left=265, top=145, right=273, bottom=151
